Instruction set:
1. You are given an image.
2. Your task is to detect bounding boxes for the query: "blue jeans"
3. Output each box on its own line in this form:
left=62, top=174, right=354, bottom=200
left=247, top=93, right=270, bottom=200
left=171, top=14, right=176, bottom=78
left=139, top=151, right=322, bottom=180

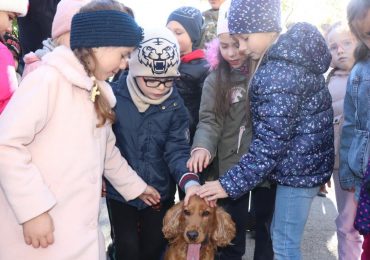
left=271, top=185, right=320, bottom=260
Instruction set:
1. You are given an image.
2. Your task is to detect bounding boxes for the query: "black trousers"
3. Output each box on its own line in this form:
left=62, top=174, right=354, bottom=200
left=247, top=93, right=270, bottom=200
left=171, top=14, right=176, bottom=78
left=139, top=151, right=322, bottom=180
left=217, top=185, right=276, bottom=260
left=252, top=186, right=276, bottom=260
left=106, top=198, right=173, bottom=260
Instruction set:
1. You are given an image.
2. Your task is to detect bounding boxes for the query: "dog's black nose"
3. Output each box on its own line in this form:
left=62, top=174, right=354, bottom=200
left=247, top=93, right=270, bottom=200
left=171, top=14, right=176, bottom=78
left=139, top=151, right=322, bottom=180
left=186, top=231, right=199, bottom=241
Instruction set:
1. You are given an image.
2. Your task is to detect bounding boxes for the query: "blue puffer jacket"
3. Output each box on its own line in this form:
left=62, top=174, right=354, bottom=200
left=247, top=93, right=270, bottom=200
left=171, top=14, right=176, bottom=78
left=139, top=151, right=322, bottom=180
left=219, top=23, right=334, bottom=199
left=105, top=76, right=198, bottom=209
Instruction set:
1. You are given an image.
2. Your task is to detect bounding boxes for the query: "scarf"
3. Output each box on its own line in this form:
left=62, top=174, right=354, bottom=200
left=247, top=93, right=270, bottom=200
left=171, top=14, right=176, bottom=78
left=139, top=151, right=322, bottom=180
left=181, top=49, right=205, bottom=63
left=126, top=73, right=173, bottom=112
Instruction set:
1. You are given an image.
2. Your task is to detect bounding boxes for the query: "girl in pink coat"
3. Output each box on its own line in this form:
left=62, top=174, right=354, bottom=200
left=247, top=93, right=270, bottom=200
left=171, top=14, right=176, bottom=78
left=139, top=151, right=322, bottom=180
left=0, top=1, right=160, bottom=260
left=0, top=0, right=28, bottom=114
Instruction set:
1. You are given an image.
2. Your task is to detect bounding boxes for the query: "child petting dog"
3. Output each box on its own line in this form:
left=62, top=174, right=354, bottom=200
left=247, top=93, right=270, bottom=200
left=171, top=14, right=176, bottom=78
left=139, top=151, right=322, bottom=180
left=104, top=27, right=201, bottom=260
left=193, top=0, right=334, bottom=259
left=187, top=1, right=275, bottom=259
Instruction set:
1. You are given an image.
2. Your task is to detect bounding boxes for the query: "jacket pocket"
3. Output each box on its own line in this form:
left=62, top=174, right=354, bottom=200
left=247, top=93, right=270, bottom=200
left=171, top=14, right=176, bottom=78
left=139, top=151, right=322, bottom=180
left=348, top=129, right=369, bottom=178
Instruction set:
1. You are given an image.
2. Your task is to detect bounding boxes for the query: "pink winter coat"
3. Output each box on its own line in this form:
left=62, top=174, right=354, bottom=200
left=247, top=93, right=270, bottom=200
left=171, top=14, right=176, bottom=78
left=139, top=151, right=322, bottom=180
left=0, top=42, right=17, bottom=114
left=0, top=46, right=147, bottom=260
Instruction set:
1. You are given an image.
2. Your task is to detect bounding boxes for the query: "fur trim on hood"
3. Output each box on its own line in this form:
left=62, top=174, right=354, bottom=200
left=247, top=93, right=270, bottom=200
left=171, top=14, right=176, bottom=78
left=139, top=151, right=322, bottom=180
left=204, top=38, right=220, bottom=71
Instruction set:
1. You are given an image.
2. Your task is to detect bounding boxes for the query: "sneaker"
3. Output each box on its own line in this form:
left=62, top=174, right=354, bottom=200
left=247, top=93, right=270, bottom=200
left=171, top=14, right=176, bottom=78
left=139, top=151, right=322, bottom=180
left=317, top=191, right=327, bottom=197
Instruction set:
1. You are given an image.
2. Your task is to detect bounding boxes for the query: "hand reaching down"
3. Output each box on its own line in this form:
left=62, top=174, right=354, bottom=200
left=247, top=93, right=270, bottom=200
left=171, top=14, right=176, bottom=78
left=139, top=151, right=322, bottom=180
left=184, top=184, right=200, bottom=206
left=139, top=185, right=161, bottom=206
left=187, top=149, right=211, bottom=173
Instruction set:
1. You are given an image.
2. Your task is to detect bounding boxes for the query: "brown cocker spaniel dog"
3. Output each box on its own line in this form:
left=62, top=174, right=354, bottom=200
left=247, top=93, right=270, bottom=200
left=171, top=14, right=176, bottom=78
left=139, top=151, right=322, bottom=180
left=162, top=195, right=236, bottom=260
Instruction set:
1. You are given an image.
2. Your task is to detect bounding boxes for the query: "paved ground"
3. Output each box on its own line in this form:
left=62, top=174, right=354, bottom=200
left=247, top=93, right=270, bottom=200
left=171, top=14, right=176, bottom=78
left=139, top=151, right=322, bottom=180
left=242, top=188, right=339, bottom=260
left=99, top=187, right=339, bottom=260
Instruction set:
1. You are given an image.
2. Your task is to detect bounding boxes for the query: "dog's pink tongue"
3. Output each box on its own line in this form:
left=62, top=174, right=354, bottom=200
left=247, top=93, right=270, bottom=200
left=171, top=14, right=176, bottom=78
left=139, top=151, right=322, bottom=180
left=187, top=243, right=201, bottom=260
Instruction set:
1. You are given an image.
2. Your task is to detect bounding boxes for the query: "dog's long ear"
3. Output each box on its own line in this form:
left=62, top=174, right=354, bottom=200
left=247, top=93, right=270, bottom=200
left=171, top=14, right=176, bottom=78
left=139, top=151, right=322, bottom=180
left=212, top=207, right=236, bottom=247
left=162, top=201, right=184, bottom=240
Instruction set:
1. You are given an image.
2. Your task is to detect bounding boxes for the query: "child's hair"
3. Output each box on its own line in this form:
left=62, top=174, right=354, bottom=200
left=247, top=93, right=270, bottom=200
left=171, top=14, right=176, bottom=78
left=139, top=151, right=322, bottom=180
left=347, top=0, right=370, bottom=62
left=205, top=38, right=256, bottom=118
left=324, top=21, right=344, bottom=41
left=73, top=0, right=134, bottom=127
left=205, top=39, right=232, bottom=117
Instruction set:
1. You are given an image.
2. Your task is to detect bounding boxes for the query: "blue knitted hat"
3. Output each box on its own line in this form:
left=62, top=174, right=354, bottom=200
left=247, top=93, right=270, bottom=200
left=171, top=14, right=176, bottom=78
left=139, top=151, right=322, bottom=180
left=70, top=10, right=143, bottom=50
left=228, top=0, right=282, bottom=34
left=167, top=6, right=203, bottom=48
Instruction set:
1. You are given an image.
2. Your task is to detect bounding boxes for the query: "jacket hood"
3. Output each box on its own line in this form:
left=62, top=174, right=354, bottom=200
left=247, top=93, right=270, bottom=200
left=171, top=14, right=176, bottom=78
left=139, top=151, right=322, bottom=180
left=41, top=46, right=116, bottom=107
left=268, top=23, right=331, bottom=74
left=23, top=52, right=40, bottom=65
left=23, top=38, right=57, bottom=65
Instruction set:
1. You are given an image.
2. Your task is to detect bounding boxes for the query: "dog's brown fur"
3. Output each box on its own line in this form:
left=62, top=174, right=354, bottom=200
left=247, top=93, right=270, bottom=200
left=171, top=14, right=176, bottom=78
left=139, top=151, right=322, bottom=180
left=162, top=195, right=235, bottom=260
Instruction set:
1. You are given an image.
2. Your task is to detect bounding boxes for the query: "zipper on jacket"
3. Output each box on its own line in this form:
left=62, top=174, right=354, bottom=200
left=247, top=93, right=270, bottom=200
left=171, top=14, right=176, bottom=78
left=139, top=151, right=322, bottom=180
left=237, top=126, right=246, bottom=154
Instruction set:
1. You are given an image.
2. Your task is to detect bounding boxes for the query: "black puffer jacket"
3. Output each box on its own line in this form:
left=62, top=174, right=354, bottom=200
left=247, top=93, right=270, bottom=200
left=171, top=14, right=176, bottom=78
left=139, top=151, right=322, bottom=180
left=175, top=53, right=209, bottom=143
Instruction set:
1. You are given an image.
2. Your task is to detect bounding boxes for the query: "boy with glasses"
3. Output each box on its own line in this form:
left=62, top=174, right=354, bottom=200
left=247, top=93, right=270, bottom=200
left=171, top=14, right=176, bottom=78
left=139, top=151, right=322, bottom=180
left=104, top=27, right=200, bottom=260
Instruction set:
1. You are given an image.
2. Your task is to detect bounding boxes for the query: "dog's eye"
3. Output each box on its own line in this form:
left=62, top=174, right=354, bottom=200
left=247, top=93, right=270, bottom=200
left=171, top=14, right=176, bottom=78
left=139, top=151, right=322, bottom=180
left=202, top=211, right=210, bottom=217
left=184, top=209, right=191, bottom=216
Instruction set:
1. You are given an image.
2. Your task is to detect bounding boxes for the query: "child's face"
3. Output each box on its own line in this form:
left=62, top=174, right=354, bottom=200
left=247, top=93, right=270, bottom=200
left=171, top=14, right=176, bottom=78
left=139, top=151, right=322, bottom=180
left=208, top=0, right=224, bottom=10
left=167, top=21, right=192, bottom=56
left=219, top=33, right=246, bottom=69
left=91, top=46, right=134, bottom=81
left=351, top=9, right=370, bottom=50
left=326, top=27, right=357, bottom=71
left=135, top=76, right=173, bottom=100
left=234, top=32, right=276, bottom=61
left=0, top=11, right=16, bottom=36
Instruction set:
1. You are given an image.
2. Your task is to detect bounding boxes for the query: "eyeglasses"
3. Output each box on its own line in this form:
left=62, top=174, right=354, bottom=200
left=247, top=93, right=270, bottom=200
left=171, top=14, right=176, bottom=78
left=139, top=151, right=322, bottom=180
left=329, top=40, right=355, bottom=53
left=142, top=77, right=177, bottom=88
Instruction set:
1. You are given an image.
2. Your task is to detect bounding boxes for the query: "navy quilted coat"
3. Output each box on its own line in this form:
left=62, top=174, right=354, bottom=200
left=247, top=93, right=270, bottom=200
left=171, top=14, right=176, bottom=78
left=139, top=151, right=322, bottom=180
left=219, top=23, right=334, bottom=199
left=105, top=76, right=194, bottom=209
